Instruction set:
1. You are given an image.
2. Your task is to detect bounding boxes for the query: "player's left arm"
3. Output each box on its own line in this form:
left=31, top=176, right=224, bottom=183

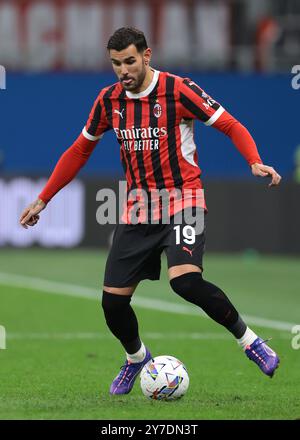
left=178, top=79, right=281, bottom=187
left=211, top=110, right=281, bottom=187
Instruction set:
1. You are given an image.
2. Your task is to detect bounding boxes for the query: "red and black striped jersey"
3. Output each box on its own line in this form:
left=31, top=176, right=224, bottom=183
left=39, top=69, right=262, bottom=220
left=83, top=70, right=224, bottom=194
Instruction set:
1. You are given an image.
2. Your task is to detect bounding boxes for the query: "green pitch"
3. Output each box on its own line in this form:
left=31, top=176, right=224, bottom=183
left=0, top=248, right=299, bottom=420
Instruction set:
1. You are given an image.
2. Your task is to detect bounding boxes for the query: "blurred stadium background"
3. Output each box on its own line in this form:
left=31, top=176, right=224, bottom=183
left=0, top=0, right=300, bottom=420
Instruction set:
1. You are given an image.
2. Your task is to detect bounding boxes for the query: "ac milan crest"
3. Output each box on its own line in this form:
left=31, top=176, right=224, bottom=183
left=153, top=102, right=162, bottom=118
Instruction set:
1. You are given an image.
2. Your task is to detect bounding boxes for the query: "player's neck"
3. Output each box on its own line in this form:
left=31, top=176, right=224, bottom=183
left=134, top=67, right=154, bottom=94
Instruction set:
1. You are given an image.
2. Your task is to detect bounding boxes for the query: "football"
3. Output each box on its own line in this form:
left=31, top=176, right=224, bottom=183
left=140, top=355, right=189, bottom=400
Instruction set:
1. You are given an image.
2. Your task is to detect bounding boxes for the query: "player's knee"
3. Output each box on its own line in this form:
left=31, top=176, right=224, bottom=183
left=170, top=272, right=204, bottom=300
left=101, top=290, right=131, bottom=312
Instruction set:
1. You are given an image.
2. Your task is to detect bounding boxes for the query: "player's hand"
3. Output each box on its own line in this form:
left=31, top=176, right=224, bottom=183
left=251, top=163, right=281, bottom=187
left=20, top=198, right=46, bottom=229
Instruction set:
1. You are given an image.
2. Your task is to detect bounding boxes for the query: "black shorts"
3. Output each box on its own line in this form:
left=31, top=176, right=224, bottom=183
left=104, top=207, right=206, bottom=287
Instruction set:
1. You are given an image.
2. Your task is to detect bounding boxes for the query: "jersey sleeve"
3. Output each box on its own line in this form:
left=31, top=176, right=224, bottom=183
left=213, top=110, right=263, bottom=166
left=38, top=93, right=110, bottom=204
left=178, top=78, right=225, bottom=126
left=82, top=93, right=110, bottom=141
left=178, top=77, right=262, bottom=166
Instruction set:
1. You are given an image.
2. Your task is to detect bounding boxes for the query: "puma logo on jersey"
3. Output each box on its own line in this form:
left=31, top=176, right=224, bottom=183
left=182, top=246, right=194, bottom=257
left=114, top=108, right=125, bottom=119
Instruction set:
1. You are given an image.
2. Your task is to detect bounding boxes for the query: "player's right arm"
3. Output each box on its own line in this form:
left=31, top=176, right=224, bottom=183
left=20, top=92, right=110, bottom=229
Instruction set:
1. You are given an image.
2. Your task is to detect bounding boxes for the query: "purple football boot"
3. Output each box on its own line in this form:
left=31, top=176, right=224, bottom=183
left=110, top=348, right=152, bottom=395
left=245, top=338, right=280, bottom=378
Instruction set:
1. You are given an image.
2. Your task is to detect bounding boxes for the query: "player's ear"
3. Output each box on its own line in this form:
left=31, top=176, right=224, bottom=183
left=143, top=48, right=152, bottom=65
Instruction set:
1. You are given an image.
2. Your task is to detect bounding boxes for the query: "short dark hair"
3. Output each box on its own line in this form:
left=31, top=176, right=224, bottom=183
left=107, top=27, right=148, bottom=52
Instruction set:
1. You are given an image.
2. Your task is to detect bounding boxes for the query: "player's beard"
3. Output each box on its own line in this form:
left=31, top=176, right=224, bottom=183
left=121, top=65, right=147, bottom=93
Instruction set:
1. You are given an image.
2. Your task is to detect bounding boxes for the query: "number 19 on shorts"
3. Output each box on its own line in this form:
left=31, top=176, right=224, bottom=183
left=173, top=225, right=196, bottom=245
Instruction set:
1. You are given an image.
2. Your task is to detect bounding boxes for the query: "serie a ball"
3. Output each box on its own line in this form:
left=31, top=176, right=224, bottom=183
left=140, top=355, right=189, bottom=400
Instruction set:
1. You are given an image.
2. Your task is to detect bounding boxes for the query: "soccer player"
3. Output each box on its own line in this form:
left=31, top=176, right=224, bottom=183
left=20, top=27, right=281, bottom=395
